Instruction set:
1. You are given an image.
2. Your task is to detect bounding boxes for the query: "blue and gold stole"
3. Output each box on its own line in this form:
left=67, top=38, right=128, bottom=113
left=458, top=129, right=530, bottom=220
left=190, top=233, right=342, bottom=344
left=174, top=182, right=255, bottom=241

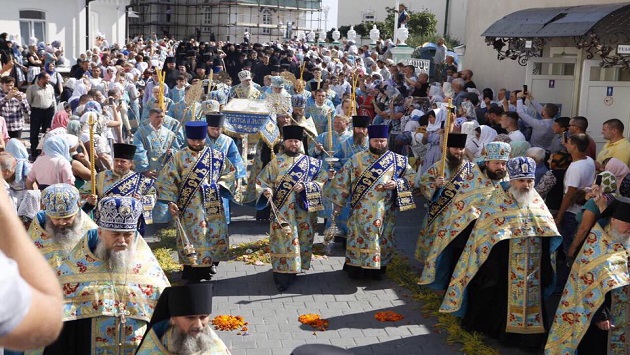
left=426, top=162, right=473, bottom=226
left=273, top=155, right=323, bottom=211
left=177, top=147, right=225, bottom=212
left=393, top=154, right=416, bottom=211
left=104, top=172, right=154, bottom=197
left=104, top=172, right=156, bottom=224
left=299, top=157, right=324, bottom=212
left=350, top=151, right=412, bottom=210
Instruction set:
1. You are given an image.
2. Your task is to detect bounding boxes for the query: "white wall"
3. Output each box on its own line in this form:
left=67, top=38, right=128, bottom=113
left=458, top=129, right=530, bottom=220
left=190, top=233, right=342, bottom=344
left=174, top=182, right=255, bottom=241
left=0, top=0, right=128, bottom=61
left=89, top=2, right=127, bottom=50
left=336, top=0, right=384, bottom=28
left=464, top=0, right=629, bottom=94
left=0, top=0, right=83, bottom=57
left=420, top=0, right=466, bottom=43
left=321, top=0, right=338, bottom=30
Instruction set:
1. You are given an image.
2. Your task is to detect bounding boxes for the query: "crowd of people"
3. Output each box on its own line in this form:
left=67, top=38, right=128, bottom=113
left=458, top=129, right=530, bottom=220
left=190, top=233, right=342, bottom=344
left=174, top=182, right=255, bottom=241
left=1, top=20, right=630, bottom=354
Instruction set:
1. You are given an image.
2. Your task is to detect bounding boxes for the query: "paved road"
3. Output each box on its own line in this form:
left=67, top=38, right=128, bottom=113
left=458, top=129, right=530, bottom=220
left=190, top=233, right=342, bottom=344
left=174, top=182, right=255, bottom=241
left=209, top=203, right=460, bottom=355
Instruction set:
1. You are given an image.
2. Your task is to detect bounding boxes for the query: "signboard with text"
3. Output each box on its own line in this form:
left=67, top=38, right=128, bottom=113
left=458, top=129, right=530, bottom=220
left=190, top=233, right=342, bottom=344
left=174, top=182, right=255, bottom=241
left=617, top=44, right=630, bottom=55
left=403, top=58, right=431, bottom=73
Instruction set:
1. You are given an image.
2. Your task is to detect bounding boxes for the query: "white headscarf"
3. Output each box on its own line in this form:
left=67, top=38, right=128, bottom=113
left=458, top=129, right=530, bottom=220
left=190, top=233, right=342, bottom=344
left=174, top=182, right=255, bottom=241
left=466, top=125, right=497, bottom=158
left=426, top=108, right=446, bottom=132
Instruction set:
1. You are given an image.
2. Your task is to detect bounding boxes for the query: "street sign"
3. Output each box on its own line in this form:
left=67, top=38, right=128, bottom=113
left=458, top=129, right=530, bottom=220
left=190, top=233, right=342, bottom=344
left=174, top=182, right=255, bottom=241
left=617, top=45, right=630, bottom=55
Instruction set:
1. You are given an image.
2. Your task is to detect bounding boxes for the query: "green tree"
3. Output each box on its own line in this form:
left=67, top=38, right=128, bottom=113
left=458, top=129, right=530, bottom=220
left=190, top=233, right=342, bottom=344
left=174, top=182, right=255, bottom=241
left=383, top=6, right=437, bottom=47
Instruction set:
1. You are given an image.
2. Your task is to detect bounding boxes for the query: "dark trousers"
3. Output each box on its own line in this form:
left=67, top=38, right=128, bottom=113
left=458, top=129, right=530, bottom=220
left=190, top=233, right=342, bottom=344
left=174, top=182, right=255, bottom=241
left=30, top=106, right=54, bottom=158
left=8, top=130, right=22, bottom=139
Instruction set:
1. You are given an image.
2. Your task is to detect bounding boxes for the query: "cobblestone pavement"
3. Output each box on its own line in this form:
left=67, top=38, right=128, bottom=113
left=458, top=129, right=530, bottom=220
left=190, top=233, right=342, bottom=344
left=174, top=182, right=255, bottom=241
left=208, top=203, right=461, bottom=355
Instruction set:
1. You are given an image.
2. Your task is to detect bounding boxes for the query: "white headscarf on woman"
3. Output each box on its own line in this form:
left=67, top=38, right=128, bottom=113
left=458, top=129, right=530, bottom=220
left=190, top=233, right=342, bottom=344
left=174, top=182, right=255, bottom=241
left=426, top=107, right=446, bottom=132
left=466, top=125, right=497, bottom=158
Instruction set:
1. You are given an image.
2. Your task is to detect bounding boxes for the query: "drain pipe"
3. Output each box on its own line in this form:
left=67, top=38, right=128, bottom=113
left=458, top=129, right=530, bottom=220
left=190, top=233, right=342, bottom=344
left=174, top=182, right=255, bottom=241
left=85, top=0, right=92, bottom=51
left=443, top=0, right=450, bottom=36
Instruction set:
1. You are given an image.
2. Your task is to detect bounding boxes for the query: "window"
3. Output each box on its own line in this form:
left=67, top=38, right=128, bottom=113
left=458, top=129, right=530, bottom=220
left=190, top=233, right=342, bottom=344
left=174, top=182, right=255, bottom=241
left=261, top=8, right=271, bottom=35
left=362, top=10, right=375, bottom=23
left=589, top=66, right=630, bottom=82
left=19, top=10, right=46, bottom=46
left=204, top=8, right=212, bottom=25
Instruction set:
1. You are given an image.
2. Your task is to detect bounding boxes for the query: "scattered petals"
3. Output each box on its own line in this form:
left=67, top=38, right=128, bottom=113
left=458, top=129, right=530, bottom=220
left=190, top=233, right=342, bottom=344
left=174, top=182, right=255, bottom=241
left=212, top=315, right=249, bottom=332
left=375, top=310, right=405, bottom=322
left=298, top=313, right=329, bottom=331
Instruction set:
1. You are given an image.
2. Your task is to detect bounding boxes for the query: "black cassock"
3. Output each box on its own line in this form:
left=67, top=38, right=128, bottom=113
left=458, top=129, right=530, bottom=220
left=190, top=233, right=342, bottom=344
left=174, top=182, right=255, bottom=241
left=43, top=319, right=91, bottom=354
left=461, top=238, right=553, bottom=351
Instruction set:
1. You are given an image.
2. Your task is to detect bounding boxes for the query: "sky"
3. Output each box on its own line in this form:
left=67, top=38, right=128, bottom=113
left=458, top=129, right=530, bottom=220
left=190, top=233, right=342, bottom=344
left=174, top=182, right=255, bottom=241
left=321, top=0, right=338, bottom=30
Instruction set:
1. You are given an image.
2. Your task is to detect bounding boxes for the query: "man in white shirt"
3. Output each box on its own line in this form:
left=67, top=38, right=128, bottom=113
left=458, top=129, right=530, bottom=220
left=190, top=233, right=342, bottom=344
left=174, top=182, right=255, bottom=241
left=555, top=133, right=595, bottom=291
left=331, top=75, right=351, bottom=100
left=500, top=111, right=526, bottom=141
left=434, top=38, right=447, bottom=80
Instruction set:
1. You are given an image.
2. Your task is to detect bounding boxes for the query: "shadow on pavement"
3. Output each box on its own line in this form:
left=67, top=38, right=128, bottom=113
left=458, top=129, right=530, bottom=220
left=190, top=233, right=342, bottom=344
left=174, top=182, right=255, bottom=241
left=212, top=269, right=359, bottom=297
left=308, top=304, right=430, bottom=331
left=349, top=335, right=462, bottom=355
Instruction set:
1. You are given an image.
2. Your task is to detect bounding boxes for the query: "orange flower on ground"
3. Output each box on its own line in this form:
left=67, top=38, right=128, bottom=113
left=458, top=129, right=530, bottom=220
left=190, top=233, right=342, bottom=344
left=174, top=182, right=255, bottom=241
left=298, top=313, right=330, bottom=331
left=375, top=310, right=405, bottom=322
left=212, top=315, right=249, bottom=331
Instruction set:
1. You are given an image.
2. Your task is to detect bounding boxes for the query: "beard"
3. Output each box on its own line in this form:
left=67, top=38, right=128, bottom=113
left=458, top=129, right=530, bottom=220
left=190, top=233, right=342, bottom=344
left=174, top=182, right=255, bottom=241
left=45, top=213, right=83, bottom=249
left=509, top=186, right=535, bottom=207
left=188, top=145, right=204, bottom=152
left=113, top=168, right=130, bottom=176
left=354, top=133, right=366, bottom=146
left=284, top=147, right=300, bottom=157
left=611, top=228, right=630, bottom=246
left=94, top=239, right=136, bottom=272
left=292, top=112, right=302, bottom=121
left=167, top=325, right=217, bottom=355
left=486, top=167, right=507, bottom=180
left=446, top=150, right=464, bottom=170
left=369, top=146, right=387, bottom=155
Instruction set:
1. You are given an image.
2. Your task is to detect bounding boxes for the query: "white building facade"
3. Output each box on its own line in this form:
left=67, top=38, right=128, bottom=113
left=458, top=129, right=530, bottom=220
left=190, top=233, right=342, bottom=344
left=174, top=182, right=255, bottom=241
left=335, top=0, right=467, bottom=43
left=0, top=0, right=130, bottom=60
